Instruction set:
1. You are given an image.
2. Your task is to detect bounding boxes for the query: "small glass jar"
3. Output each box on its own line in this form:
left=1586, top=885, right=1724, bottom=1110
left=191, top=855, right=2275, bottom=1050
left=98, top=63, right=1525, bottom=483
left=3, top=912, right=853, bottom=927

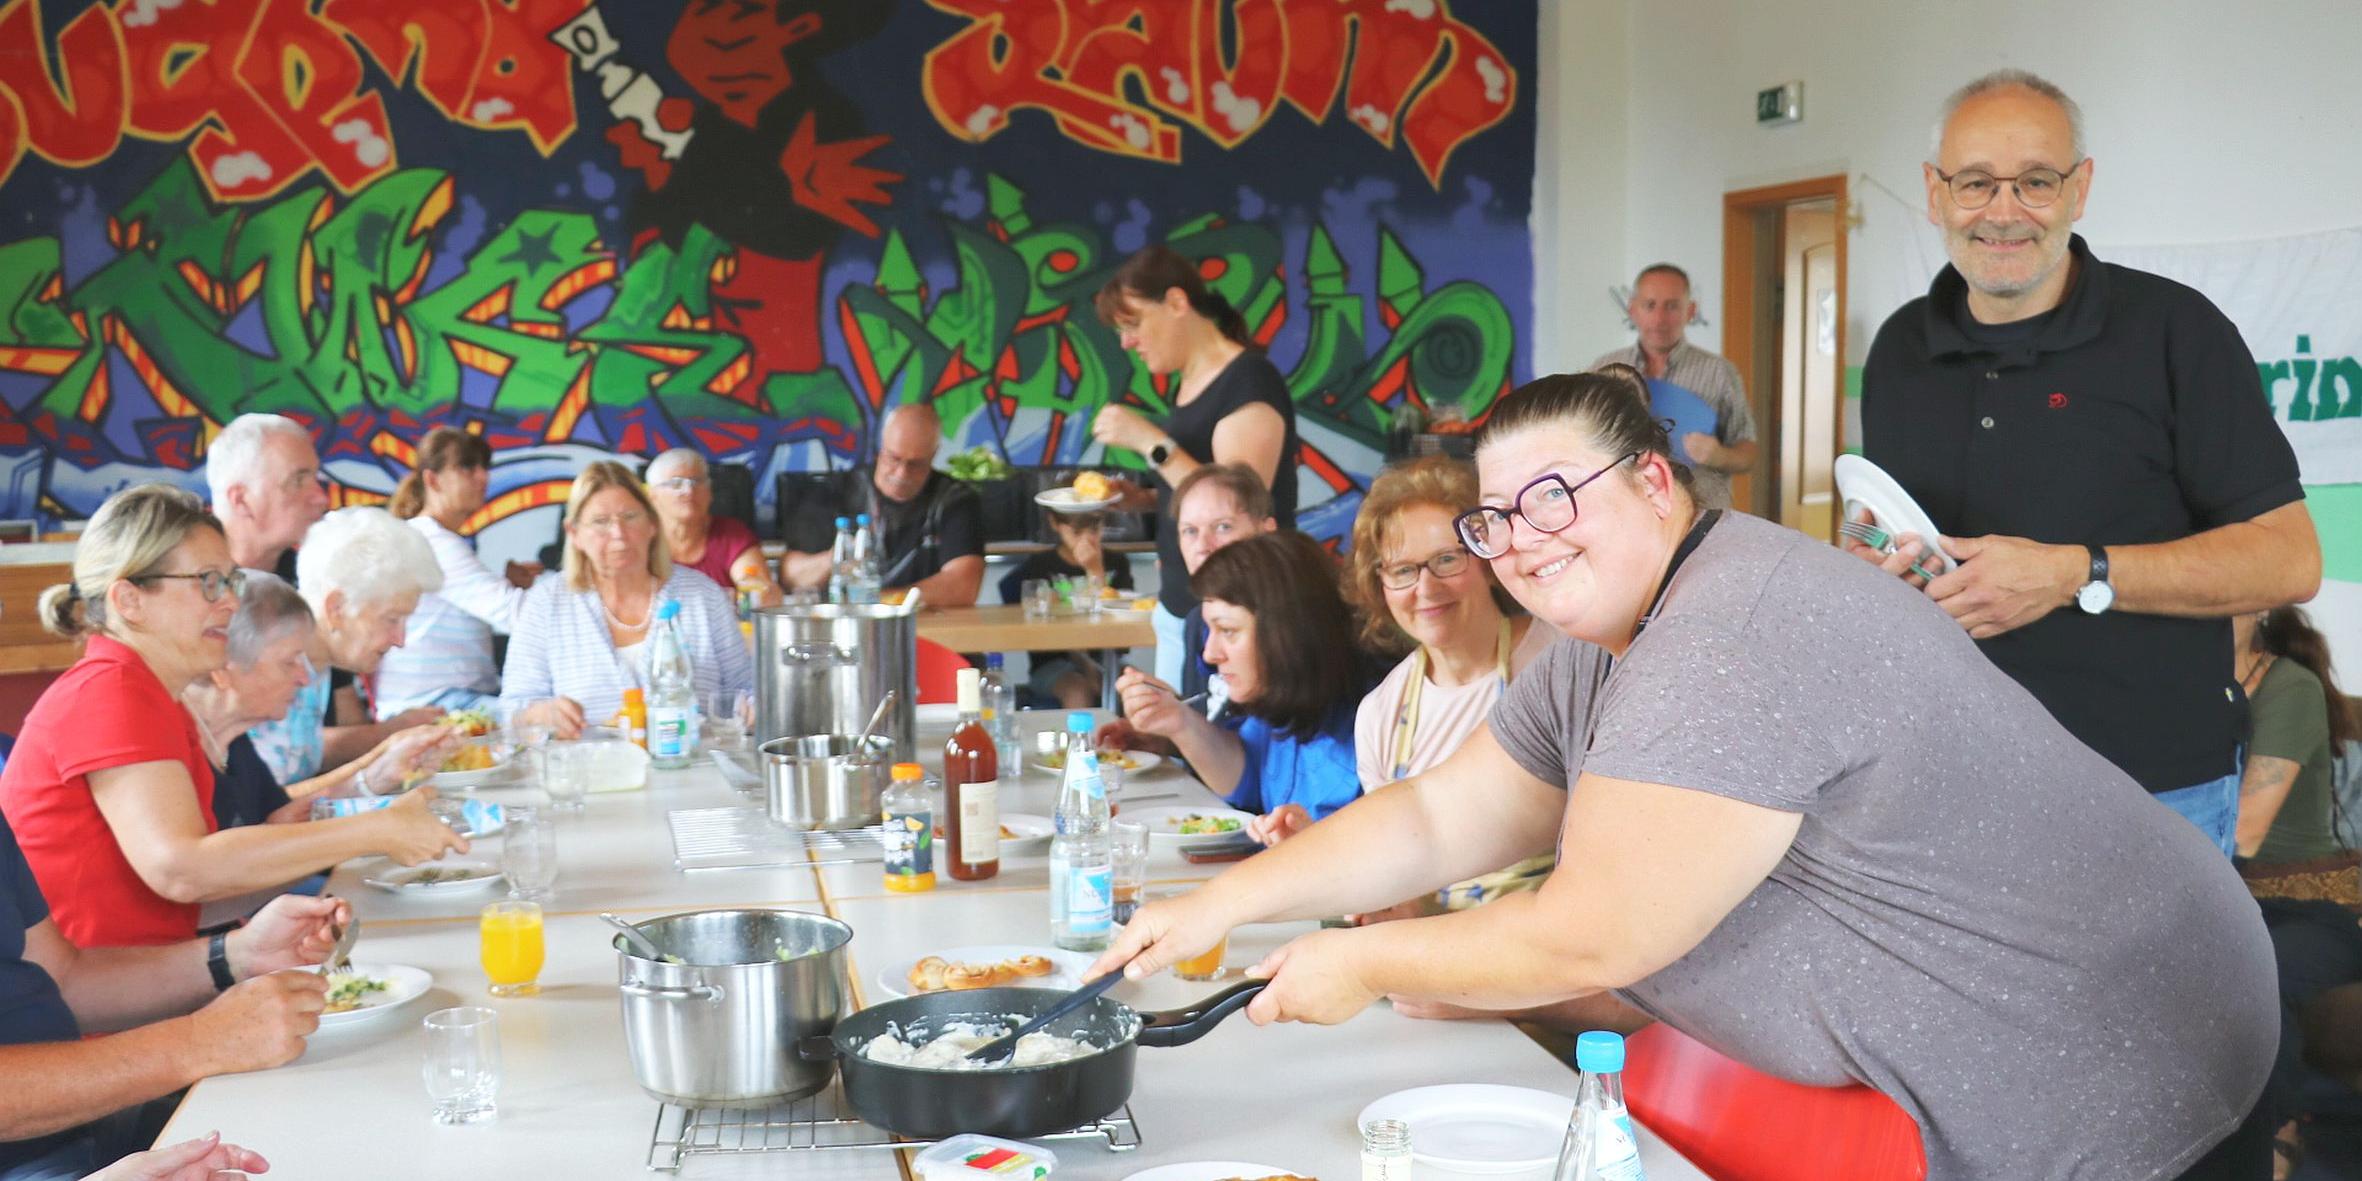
left=1361, top=1117, right=1412, bottom=1181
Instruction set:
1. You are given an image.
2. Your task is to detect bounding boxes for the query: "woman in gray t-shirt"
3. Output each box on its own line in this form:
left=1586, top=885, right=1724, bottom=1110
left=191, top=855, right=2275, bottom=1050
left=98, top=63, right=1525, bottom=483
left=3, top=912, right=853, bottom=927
left=1094, top=373, right=2277, bottom=1181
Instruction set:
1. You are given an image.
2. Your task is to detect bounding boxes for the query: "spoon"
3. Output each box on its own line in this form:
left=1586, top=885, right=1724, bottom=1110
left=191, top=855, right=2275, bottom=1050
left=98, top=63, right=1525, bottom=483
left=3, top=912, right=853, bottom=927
left=965, top=968, right=1125, bottom=1065
left=856, top=690, right=897, bottom=753
left=602, top=912, right=665, bottom=961
left=897, top=586, right=924, bottom=615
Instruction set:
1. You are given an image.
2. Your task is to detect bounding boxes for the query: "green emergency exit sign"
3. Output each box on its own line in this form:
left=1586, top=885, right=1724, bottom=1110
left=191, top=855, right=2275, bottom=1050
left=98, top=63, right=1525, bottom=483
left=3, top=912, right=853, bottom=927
left=1757, top=81, right=1802, bottom=126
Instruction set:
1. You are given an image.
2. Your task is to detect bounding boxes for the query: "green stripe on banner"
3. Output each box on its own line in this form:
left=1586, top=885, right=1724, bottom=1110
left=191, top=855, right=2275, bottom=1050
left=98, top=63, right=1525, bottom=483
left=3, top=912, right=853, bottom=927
left=2307, top=483, right=2362, bottom=584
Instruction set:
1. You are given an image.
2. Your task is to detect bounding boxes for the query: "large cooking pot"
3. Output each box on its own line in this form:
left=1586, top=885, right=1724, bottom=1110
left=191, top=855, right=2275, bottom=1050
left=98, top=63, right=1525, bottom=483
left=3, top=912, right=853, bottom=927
left=760, top=732, right=893, bottom=832
left=614, top=909, right=853, bottom=1108
left=753, top=603, right=917, bottom=762
left=803, top=980, right=1263, bottom=1140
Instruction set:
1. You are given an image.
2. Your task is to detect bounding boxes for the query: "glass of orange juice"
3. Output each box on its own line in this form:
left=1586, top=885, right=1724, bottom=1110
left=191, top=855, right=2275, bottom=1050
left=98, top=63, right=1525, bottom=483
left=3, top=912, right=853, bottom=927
left=1152, top=887, right=1228, bottom=981
left=480, top=900, right=544, bottom=997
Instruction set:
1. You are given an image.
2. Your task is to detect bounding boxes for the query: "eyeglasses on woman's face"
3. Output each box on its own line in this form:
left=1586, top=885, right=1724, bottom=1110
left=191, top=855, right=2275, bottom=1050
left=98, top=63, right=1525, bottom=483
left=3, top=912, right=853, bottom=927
left=1454, top=452, right=1640, bottom=560
left=1376, top=547, right=1472, bottom=591
left=133, top=567, right=246, bottom=603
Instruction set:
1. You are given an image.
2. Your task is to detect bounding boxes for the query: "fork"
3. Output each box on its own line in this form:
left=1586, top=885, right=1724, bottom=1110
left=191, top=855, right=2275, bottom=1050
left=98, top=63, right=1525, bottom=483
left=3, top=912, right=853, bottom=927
left=318, top=907, right=361, bottom=980
left=1839, top=520, right=1943, bottom=582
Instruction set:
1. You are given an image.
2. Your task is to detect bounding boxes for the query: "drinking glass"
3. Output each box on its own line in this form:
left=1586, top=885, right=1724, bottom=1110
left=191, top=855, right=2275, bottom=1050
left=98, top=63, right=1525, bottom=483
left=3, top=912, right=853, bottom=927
left=501, top=806, right=557, bottom=900
left=497, top=697, right=554, bottom=752
left=1152, top=887, right=1228, bottom=981
left=1022, top=579, right=1053, bottom=619
left=479, top=900, right=545, bottom=997
left=540, top=743, right=587, bottom=815
left=701, top=688, right=753, bottom=752
left=1078, top=574, right=1106, bottom=615
left=422, top=1006, right=500, bottom=1124
left=1110, top=819, right=1150, bottom=924
left=1100, top=759, right=1126, bottom=812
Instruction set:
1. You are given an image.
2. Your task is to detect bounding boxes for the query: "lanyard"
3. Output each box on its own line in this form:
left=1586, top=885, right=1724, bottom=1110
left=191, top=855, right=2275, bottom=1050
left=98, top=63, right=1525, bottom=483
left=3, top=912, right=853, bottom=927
left=1584, top=509, right=1721, bottom=751
left=1389, top=617, right=1515, bottom=780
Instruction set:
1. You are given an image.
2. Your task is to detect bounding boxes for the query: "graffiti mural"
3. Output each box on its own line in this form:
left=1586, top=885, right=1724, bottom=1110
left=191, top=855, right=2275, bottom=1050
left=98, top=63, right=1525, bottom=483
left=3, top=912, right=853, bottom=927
left=0, top=0, right=1536, bottom=551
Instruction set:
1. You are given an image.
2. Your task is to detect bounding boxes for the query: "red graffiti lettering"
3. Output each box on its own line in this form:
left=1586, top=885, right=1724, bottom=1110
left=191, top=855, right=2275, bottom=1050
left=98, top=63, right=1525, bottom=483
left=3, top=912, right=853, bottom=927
left=922, top=0, right=1517, bottom=187
left=0, top=0, right=587, bottom=202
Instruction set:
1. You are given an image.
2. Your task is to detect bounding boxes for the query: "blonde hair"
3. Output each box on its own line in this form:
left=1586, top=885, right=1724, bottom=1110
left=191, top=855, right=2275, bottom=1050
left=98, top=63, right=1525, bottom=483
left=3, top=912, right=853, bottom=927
left=39, top=484, right=224, bottom=638
left=562, top=460, right=671, bottom=591
left=1343, top=456, right=1517, bottom=655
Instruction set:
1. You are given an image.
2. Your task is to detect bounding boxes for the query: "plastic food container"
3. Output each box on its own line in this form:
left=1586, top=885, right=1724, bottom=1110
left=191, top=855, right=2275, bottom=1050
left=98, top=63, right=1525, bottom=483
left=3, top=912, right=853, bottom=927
left=910, top=1135, right=1056, bottom=1181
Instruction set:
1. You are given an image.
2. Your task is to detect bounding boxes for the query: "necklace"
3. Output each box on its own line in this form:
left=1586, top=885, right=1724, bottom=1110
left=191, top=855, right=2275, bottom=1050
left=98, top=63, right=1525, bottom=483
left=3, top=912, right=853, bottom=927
left=601, top=587, right=652, bottom=632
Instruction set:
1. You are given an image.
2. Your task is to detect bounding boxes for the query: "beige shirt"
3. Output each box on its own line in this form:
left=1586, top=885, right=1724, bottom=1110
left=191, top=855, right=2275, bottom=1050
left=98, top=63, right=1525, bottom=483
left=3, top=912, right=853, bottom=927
left=1352, top=620, right=1558, bottom=788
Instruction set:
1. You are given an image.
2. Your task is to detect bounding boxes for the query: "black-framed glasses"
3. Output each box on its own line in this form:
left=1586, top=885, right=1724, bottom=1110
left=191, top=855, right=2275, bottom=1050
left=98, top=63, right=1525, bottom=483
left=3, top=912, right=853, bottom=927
left=1934, top=159, right=2084, bottom=210
left=132, top=568, right=246, bottom=602
left=1454, top=452, right=1640, bottom=560
left=1376, top=547, right=1472, bottom=591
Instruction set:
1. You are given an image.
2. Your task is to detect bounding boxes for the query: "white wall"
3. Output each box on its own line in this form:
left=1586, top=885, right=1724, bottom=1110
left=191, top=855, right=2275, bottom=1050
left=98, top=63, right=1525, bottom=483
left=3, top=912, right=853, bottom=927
left=1529, top=0, right=1630, bottom=376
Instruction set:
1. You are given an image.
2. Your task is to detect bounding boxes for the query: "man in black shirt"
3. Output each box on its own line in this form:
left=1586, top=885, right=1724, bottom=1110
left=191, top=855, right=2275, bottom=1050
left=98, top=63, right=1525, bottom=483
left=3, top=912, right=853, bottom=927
left=781, top=404, right=985, bottom=606
left=1855, top=70, right=2320, bottom=860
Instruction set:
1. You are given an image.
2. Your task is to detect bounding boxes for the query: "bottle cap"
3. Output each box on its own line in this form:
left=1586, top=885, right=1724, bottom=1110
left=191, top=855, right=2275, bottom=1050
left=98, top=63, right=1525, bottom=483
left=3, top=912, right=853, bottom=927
left=986, top=652, right=1005, bottom=669
left=956, top=667, right=981, bottom=713
left=835, top=516, right=850, bottom=528
left=856, top=513, right=872, bottom=526
left=623, top=687, right=646, bottom=705
left=891, top=762, right=924, bottom=780
left=1066, top=711, right=1093, bottom=734
left=1574, top=1030, right=1625, bottom=1073
left=656, top=600, right=680, bottom=621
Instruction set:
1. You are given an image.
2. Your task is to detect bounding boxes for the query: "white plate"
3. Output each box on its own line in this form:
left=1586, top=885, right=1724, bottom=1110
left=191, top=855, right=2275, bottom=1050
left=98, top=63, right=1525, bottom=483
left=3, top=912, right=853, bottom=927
left=361, top=859, right=506, bottom=895
left=430, top=754, right=514, bottom=790
left=1357, top=1084, right=1576, bottom=1173
left=1034, top=487, right=1122, bottom=514
left=315, top=963, right=433, bottom=1030
left=873, top=944, right=1096, bottom=1000
left=1032, top=748, right=1164, bottom=776
left=998, top=812, right=1054, bottom=854
left=1121, top=1165, right=1309, bottom=1181
left=1122, top=804, right=1254, bottom=846
left=1833, top=453, right=1962, bottom=570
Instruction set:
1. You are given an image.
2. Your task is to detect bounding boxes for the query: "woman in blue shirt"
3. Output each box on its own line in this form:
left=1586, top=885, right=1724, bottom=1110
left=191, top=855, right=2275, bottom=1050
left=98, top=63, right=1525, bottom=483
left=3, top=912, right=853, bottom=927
left=1115, top=531, right=1369, bottom=836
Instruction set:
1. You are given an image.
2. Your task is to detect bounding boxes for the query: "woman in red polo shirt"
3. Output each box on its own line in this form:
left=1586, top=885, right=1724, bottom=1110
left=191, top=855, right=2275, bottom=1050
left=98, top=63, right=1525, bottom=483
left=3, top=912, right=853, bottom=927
left=0, top=486, right=466, bottom=947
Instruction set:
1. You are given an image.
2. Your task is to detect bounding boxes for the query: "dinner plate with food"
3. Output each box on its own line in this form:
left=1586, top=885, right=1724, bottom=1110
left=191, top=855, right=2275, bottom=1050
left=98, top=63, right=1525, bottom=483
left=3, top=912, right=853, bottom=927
left=1123, top=805, right=1256, bottom=848
left=314, top=963, right=433, bottom=1031
left=1035, top=471, right=1123, bottom=514
left=1032, top=747, right=1163, bottom=776
left=1120, top=1166, right=1313, bottom=1181
left=997, top=812, right=1055, bottom=855
left=430, top=733, right=513, bottom=790
left=874, top=944, right=1097, bottom=1000
left=360, top=859, right=506, bottom=895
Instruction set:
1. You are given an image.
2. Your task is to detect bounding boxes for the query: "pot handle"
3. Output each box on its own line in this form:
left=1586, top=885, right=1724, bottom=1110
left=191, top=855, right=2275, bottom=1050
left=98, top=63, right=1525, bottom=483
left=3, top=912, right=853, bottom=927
left=619, top=978, right=725, bottom=1003
left=1135, top=979, right=1266, bottom=1048
left=797, top=1034, right=843, bottom=1063
left=781, top=643, right=855, bottom=667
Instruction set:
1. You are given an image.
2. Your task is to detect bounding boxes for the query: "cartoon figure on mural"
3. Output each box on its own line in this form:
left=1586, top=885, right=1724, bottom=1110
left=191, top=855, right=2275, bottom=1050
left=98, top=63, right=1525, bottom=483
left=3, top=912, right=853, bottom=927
left=608, top=0, right=903, bottom=377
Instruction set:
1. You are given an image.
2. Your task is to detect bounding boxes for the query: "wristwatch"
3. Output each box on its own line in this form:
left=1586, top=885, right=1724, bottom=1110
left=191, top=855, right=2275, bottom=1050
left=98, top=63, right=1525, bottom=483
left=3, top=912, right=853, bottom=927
left=2075, top=545, right=2114, bottom=615
left=206, top=929, right=236, bottom=991
left=1147, top=440, right=1173, bottom=467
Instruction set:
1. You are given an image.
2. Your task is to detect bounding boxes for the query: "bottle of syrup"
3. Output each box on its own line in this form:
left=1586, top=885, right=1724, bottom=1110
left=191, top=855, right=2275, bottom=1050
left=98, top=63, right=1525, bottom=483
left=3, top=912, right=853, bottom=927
left=942, top=667, right=1001, bottom=881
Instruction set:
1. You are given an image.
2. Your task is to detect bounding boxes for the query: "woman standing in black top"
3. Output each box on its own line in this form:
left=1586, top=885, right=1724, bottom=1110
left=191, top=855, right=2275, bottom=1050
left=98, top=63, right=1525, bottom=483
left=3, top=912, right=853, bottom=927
left=1091, top=246, right=1299, bottom=687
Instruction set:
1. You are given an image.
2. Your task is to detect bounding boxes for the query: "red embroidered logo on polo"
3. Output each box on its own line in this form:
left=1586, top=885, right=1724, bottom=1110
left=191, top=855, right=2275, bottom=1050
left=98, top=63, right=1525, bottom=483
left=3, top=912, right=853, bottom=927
left=2047, top=392, right=2070, bottom=410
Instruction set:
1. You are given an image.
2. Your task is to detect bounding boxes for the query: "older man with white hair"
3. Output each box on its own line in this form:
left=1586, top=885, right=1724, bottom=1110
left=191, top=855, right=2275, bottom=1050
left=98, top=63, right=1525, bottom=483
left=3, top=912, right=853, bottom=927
left=645, top=449, right=782, bottom=607
left=203, top=414, right=329, bottom=578
left=245, top=508, right=451, bottom=785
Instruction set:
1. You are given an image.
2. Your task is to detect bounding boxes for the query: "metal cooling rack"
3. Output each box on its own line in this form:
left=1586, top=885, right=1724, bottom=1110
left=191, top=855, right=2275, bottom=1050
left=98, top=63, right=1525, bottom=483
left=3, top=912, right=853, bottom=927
left=644, top=1080, right=1141, bottom=1171
left=666, top=807, right=884, bottom=871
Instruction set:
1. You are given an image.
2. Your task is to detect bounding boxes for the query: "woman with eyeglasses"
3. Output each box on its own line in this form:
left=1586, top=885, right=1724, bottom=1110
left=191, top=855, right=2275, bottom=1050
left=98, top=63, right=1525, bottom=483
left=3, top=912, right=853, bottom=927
left=1098, top=372, right=2278, bottom=1180
left=1116, top=530, right=1371, bottom=833
left=500, top=461, right=754, bottom=739
left=645, top=448, right=783, bottom=607
left=0, top=487, right=467, bottom=949
left=183, top=573, right=458, bottom=830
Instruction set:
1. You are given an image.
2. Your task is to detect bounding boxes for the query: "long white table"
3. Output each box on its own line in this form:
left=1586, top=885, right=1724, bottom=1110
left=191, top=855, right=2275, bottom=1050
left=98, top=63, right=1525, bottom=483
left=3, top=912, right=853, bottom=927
left=163, top=711, right=1711, bottom=1179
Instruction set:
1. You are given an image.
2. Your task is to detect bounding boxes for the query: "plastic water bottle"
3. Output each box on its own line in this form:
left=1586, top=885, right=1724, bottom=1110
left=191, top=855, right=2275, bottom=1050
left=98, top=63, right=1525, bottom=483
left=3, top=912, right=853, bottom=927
left=846, top=512, right=883, bottom=604
left=826, top=516, right=855, bottom=604
left=1551, top=1031, right=1648, bottom=1181
left=1049, top=711, right=1112, bottom=951
left=980, top=653, right=1020, bottom=767
left=645, top=600, right=697, bottom=770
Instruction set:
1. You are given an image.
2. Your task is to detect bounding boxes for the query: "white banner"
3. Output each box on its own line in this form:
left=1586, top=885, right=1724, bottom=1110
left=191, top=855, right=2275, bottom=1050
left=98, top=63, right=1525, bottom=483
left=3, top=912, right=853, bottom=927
left=2105, top=227, right=2362, bottom=485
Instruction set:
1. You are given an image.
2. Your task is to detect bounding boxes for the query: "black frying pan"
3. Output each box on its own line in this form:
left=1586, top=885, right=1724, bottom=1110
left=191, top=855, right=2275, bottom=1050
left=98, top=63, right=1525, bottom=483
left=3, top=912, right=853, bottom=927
left=802, top=979, right=1263, bottom=1140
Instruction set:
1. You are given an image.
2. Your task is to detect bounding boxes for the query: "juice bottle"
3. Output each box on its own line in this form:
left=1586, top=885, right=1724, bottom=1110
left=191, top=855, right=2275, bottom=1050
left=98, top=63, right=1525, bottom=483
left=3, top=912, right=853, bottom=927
left=882, top=762, right=937, bottom=893
left=616, top=687, right=648, bottom=750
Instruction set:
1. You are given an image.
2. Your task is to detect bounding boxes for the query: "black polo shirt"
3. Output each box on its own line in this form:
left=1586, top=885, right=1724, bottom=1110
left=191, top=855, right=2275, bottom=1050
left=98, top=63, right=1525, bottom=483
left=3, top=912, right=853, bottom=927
left=1861, top=235, right=2304, bottom=793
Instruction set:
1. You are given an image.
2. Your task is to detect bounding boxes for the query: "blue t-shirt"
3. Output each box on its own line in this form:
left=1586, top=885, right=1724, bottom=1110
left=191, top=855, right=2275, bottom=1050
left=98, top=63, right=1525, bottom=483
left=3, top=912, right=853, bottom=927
left=1225, top=702, right=1362, bottom=821
left=0, top=813, right=82, bottom=1167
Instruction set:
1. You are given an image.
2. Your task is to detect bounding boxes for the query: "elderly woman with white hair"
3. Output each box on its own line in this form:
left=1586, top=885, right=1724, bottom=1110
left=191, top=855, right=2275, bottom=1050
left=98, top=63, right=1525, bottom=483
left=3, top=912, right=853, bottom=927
left=244, top=507, right=453, bottom=784
left=646, top=448, right=781, bottom=607
left=183, top=573, right=459, bottom=829
left=0, top=487, right=466, bottom=950
left=502, top=461, right=754, bottom=739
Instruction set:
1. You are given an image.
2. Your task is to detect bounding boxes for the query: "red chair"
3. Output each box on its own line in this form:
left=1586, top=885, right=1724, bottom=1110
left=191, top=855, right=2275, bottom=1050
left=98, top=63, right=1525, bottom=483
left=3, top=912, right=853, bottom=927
left=1623, top=1024, right=1926, bottom=1181
left=914, top=638, right=971, bottom=705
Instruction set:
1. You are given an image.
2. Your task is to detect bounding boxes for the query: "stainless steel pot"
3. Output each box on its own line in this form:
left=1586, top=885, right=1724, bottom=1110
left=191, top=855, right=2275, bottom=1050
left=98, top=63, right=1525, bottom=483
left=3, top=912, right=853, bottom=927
left=614, top=908, right=853, bottom=1108
left=760, top=733, right=892, bottom=831
left=752, top=603, right=917, bottom=762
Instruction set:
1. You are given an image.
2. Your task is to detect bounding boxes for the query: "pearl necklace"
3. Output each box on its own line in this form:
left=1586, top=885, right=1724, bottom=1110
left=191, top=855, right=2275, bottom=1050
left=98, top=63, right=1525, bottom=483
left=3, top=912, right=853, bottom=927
left=601, top=588, right=652, bottom=633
